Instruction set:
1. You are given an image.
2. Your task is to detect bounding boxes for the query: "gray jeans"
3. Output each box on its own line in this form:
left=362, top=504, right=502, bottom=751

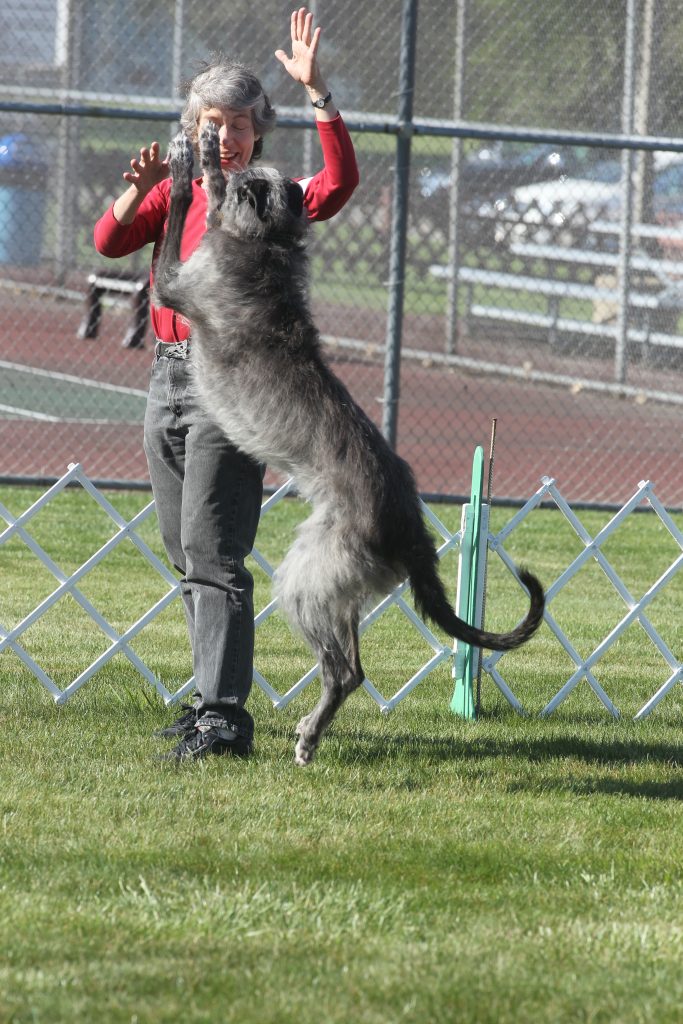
left=143, top=341, right=263, bottom=740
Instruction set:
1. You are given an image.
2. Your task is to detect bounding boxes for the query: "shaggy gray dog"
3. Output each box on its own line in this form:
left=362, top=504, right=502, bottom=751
left=154, top=123, right=545, bottom=765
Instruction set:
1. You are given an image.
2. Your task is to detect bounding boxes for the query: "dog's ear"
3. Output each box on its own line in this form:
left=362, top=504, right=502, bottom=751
left=286, top=181, right=304, bottom=218
left=238, top=178, right=272, bottom=220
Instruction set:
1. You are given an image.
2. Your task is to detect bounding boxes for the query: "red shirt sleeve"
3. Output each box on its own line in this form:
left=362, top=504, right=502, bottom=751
left=93, top=181, right=171, bottom=257
left=93, top=180, right=207, bottom=342
left=299, top=114, right=360, bottom=222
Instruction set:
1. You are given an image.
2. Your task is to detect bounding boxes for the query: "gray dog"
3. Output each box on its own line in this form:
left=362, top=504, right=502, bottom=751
left=154, top=123, right=545, bottom=765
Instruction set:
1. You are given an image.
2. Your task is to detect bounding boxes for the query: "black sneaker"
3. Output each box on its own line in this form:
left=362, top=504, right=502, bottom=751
left=153, top=703, right=198, bottom=739
left=160, top=723, right=253, bottom=762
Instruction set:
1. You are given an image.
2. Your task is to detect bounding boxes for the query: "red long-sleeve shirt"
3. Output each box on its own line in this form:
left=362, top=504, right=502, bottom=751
left=94, top=114, right=359, bottom=343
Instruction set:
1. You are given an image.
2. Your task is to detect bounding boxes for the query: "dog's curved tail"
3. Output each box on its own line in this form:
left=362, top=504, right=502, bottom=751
left=407, top=542, right=545, bottom=651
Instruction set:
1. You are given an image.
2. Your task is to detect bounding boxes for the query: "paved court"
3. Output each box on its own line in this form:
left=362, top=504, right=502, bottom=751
left=1, top=289, right=681, bottom=509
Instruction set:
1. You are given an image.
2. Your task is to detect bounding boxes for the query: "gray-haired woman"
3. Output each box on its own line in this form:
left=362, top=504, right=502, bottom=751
left=94, top=7, right=359, bottom=761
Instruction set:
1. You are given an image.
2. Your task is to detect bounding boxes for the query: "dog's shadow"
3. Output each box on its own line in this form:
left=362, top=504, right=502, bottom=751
left=263, top=719, right=683, bottom=800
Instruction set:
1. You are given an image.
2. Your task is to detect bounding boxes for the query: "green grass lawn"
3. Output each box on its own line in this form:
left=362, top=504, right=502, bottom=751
left=1, top=485, right=683, bottom=1024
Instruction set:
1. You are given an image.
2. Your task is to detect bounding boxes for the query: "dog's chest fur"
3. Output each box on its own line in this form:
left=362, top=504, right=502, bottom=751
left=181, top=226, right=345, bottom=482
left=156, top=159, right=393, bottom=511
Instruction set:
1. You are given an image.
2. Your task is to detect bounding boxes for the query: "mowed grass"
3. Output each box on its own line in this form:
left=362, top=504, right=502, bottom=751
left=1, top=484, right=683, bottom=1024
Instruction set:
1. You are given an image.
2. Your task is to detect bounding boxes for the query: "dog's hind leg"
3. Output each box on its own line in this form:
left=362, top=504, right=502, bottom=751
left=340, top=608, right=365, bottom=699
left=294, top=633, right=351, bottom=767
left=294, top=610, right=365, bottom=766
left=199, top=122, right=226, bottom=228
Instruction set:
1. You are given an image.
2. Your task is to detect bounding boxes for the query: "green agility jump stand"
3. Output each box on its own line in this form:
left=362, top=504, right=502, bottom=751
left=450, top=446, right=489, bottom=719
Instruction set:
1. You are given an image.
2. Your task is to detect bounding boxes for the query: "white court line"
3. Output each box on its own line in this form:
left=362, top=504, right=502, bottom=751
left=0, top=405, right=140, bottom=424
left=0, top=359, right=148, bottom=398
left=0, top=403, right=62, bottom=422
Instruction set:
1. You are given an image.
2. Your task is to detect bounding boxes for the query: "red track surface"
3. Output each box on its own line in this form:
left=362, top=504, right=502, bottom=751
left=2, top=292, right=681, bottom=507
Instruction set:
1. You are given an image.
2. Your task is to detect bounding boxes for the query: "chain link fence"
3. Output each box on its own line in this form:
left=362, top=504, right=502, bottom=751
left=1, top=0, right=682, bottom=507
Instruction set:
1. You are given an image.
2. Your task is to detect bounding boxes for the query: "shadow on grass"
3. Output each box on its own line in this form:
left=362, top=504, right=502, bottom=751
left=505, top=776, right=683, bottom=800
left=25, top=694, right=683, bottom=800
left=258, top=713, right=681, bottom=759
left=334, top=731, right=683, bottom=800
left=251, top=715, right=683, bottom=797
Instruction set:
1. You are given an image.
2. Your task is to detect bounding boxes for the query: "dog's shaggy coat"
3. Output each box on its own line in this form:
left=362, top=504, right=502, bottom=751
left=154, top=124, right=545, bottom=764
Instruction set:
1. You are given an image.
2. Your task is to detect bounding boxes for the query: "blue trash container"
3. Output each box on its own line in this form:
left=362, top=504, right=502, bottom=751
left=0, top=133, right=48, bottom=265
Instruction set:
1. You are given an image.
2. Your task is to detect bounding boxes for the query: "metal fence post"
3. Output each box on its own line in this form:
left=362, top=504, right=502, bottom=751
left=615, top=0, right=637, bottom=385
left=445, top=0, right=468, bottom=355
left=54, top=0, right=85, bottom=284
left=381, top=0, right=418, bottom=448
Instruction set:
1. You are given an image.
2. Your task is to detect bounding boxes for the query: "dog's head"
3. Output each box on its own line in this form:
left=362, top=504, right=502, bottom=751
left=222, top=167, right=307, bottom=243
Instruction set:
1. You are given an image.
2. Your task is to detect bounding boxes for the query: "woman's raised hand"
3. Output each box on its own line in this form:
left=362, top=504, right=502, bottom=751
left=122, top=141, right=170, bottom=196
left=274, top=7, right=325, bottom=91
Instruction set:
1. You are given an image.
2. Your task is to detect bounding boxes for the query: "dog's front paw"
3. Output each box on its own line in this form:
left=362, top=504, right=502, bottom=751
left=168, top=132, right=194, bottom=191
left=294, top=736, right=315, bottom=766
left=294, top=716, right=317, bottom=766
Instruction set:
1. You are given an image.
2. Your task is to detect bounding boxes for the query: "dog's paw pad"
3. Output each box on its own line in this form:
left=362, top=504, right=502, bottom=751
left=199, top=121, right=219, bottom=142
left=199, top=123, right=220, bottom=167
left=168, top=133, right=194, bottom=178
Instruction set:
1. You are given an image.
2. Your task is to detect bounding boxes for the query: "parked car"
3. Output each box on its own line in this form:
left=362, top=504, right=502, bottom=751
left=416, top=142, right=605, bottom=205
left=493, top=152, right=683, bottom=247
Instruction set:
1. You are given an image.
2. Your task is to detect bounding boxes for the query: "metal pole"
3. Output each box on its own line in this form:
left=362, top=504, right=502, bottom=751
left=381, top=0, right=418, bottom=447
left=302, top=0, right=318, bottom=175
left=55, top=0, right=82, bottom=284
left=445, top=0, right=467, bottom=355
left=615, top=0, right=637, bottom=385
left=171, top=0, right=185, bottom=101
left=633, top=0, right=655, bottom=230
left=168, top=0, right=185, bottom=152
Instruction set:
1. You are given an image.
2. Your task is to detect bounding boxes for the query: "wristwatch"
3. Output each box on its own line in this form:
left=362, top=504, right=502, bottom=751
left=311, top=92, right=332, bottom=109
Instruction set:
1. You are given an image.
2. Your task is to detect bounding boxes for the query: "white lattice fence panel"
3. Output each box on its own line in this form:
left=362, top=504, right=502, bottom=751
left=6, top=465, right=680, bottom=720
left=0, top=463, right=189, bottom=705
left=0, top=464, right=463, bottom=709
left=483, top=476, right=683, bottom=720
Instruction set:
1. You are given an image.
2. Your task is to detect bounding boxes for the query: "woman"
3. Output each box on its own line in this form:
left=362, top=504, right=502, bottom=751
left=94, top=7, right=359, bottom=761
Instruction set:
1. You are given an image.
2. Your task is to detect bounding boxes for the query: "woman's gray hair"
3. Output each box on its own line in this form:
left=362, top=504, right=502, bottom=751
left=180, top=56, right=276, bottom=161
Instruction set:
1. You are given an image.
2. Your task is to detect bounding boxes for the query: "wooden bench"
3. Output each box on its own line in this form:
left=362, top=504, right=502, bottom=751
left=77, top=271, right=150, bottom=349
left=430, top=242, right=683, bottom=355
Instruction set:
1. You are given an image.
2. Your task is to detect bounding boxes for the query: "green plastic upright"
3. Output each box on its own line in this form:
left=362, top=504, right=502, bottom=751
left=450, top=446, right=485, bottom=719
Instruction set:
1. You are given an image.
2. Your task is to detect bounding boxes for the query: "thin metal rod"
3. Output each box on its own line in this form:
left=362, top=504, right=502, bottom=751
left=476, top=418, right=496, bottom=713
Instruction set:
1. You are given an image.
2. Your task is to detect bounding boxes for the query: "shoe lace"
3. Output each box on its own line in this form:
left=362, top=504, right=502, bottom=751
left=175, top=727, right=204, bottom=755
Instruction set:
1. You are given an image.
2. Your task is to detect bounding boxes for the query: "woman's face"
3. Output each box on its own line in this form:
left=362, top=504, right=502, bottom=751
left=196, top=107, right=259, bottom=174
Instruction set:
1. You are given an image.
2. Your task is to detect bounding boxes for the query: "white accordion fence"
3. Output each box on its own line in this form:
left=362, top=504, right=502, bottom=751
left=483, top=476, right=683, bottom=720
left=1, top=464, right=682, bottom=719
